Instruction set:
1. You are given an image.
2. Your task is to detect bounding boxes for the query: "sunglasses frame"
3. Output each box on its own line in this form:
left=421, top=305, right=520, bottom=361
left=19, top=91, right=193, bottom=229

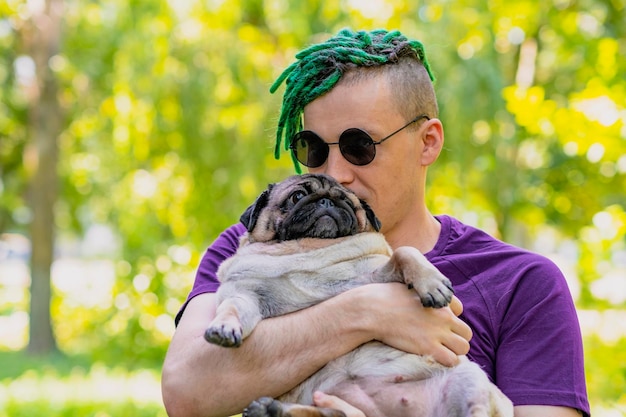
left=290, top=114, right=431, bottom=168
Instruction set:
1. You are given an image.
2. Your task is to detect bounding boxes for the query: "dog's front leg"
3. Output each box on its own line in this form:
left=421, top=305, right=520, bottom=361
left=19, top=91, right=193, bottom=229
left=205, top=290, right=263, bottom=347
left=373, top=246, right=454, bottom=308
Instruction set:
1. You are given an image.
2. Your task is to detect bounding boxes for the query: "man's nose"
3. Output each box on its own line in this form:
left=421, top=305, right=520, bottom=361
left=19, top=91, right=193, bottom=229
left=321, top=147, right=353, bottom=185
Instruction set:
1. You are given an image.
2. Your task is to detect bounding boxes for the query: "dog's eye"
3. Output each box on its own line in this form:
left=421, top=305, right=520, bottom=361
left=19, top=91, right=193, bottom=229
left=289, top=190, right=306, bottom=205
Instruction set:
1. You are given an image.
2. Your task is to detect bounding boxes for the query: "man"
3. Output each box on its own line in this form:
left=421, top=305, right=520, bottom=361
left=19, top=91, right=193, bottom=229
left=161, top=28, right=590, bottom=417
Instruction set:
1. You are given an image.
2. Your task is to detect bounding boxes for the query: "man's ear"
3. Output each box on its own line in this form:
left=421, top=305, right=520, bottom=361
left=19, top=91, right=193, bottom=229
left=240, top=184, right=274, bottom=232
left=420, top=118, right=444, bottom=166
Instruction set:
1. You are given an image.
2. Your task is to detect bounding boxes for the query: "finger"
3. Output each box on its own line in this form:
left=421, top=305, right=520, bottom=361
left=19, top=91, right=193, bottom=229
left=452, top=316, right=473, bottom=343
left=313, top=392, right=365, bottom=417
left=449, top=296, right=463, bottom=316
left=444, top=331, right=471, bottom=357
left=431, top=344, right=460, bottom=367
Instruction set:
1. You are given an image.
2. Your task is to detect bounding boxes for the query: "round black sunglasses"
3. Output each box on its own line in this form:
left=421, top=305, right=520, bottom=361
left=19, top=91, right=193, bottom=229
left=289, top=114, right=431, bottom=168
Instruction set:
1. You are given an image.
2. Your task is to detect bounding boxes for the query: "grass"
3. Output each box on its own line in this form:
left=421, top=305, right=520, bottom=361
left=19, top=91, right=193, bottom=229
left=2, top=401, right=167, bottom=417
left=0, top=350, right=166, bottom=417
left=0, top=350, right=92, bottom=379
left=3, top=340, right=626, bottom=417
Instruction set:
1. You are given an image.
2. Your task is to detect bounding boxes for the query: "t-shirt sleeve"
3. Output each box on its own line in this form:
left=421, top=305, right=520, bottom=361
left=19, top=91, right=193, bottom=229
left=174, top=223, right=246, bottom=325
left=494, top=258, right=590, bottom=415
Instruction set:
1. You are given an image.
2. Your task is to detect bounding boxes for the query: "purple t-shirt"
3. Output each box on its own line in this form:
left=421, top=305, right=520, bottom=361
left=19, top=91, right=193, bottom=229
left=177, top=215, right=590, bottom=416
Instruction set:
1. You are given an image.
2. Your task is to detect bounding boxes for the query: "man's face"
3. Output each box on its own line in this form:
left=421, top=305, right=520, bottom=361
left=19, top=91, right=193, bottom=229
left=302, top=74, right=433, bottom=238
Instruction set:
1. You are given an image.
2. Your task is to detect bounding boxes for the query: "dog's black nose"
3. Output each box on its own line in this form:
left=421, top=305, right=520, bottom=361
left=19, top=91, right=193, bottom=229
left=318, top=198, right=334, bottom=208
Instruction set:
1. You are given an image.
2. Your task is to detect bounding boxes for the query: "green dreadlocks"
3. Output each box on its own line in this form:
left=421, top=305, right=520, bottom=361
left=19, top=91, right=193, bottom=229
left=270, top=28, right=435, bottom=173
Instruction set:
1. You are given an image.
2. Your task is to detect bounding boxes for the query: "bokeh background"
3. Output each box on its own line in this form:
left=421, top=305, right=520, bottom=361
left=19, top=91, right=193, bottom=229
left=1, top=0, right=625, bottom=416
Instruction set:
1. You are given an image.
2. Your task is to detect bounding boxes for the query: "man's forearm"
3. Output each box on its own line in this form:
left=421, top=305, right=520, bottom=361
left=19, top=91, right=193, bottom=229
left=162, top=292, right=371, bottom=417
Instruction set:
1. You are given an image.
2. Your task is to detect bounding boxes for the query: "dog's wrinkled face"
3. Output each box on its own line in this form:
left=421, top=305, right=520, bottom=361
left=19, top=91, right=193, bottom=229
left=240, top=174, right=381, bottom=243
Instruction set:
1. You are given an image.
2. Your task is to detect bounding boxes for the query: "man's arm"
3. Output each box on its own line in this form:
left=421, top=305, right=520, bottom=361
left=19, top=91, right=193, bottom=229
left=161, top=283, right=471, bottom=417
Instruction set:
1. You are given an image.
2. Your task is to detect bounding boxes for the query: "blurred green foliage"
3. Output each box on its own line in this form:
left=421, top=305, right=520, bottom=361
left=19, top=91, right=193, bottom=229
left=0, top=0, right=625, bottom=415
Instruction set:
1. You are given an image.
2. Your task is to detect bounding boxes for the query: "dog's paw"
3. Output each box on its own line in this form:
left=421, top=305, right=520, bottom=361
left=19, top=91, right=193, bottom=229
left=244, top=397, right=346, bottom=417
left=204, top=323, right=243, bottom=347
left=415, top=277, right=454, bottom=308
left=389, top=246, right=454, bottom=309
left=243, top=397, right=284, bottom=417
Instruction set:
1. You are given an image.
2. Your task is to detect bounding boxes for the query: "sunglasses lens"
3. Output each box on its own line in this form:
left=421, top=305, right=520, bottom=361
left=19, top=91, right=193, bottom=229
left=339, top=129, right=376, bottom=166
left=292, top=132, right=328, bottom=168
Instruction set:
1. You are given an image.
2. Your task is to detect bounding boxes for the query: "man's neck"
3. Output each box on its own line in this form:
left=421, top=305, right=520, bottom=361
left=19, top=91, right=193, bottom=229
left=384, top=212, right=441, bottom=254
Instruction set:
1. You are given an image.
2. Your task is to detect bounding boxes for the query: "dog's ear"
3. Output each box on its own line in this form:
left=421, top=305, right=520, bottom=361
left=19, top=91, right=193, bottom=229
left=240, top=184, right=274, bottom=232
left=360, top=199, right=382, bottom=232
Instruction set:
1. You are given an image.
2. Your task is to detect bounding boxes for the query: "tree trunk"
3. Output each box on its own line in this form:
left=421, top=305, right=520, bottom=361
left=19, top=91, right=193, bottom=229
left=27, top=0, right=64, bottom=355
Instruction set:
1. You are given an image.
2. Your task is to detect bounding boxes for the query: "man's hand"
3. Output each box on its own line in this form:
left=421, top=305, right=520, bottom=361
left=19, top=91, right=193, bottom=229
left=352, top=283, right=472, bottom=367
left=313, top=392, right=365, bottom=417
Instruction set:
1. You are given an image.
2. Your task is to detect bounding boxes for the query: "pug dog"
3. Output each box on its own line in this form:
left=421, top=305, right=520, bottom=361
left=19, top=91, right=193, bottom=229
left=204, top=173, right=513, bottom=417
